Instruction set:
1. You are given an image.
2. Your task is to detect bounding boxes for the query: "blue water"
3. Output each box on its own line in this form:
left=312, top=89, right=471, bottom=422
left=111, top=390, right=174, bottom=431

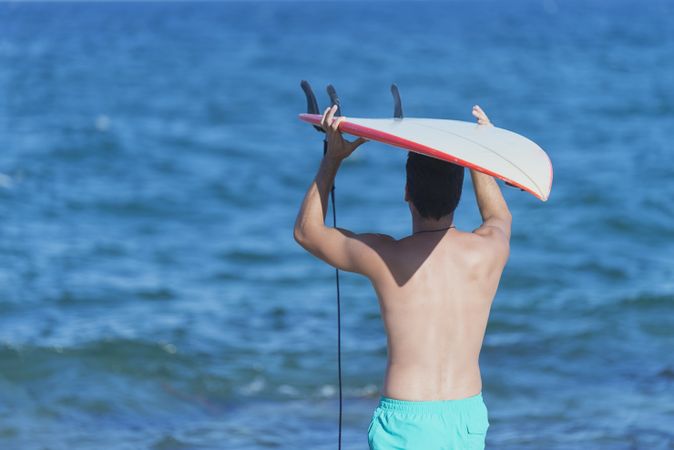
left=1, top=1, right=673, bottom=449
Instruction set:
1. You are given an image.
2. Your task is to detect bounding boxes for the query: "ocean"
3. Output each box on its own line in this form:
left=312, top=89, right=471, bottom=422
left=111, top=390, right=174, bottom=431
left=1, top=1, right=673, bottom=448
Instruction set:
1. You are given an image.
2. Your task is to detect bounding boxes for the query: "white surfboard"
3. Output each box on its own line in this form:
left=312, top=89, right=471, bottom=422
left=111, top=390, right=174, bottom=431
left=299, top=113, right=553, bottom=201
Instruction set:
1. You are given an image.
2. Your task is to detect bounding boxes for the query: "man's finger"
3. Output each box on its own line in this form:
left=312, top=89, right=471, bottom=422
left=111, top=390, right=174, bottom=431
left=325, top=105, right=337, bottom=128
left=471, top=105, right=491, bottom=126
left=320, top=106, right=331, bottom=130
left=474, top=105, right=490, bottom=120
left=331, top=116, right=345, bottom=131
left=349, top=137, right=368, bottom=150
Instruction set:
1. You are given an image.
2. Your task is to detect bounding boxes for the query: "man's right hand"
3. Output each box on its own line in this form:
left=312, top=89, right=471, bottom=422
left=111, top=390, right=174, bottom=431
left=468, top=104, right=512, bottom=262
left=472, top=105, right=492, bottom=126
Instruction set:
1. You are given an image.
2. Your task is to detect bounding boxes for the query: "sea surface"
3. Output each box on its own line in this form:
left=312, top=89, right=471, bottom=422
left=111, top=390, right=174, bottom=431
left=1, top=1, right=673, bottom=449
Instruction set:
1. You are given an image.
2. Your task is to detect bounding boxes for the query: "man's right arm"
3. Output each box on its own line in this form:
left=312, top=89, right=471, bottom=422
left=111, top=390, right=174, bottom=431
left=469, top=105, right=511, bottom=262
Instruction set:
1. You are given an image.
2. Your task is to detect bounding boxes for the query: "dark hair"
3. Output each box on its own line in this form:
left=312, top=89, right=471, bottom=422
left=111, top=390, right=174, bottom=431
left=405, top=152, right=464, bottom=220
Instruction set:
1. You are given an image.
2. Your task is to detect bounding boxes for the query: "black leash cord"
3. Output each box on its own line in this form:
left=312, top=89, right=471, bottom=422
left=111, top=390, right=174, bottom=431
left=324, top=140, right=343, bottom=450
left=333, top=185, right=342, bottom=450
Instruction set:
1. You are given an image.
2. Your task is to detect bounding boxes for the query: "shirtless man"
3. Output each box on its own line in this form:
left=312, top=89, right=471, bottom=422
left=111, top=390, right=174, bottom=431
left=293, top=104, right=510, bottom=450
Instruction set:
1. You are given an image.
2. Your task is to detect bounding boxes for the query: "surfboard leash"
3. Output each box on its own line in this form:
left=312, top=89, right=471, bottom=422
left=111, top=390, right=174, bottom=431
left=300, top=80, right=343, bottom=450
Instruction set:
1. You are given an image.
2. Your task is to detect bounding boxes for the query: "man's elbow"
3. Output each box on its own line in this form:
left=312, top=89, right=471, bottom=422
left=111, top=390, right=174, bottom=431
left=493, top=206, right=512, bottom=224
left=499, top=209, right=512, bottom=234
left=293, top=223, right=307, bottom=246
left=293, top=223, right=321, bottom=250
left=484, top=208, right=512, bottom=226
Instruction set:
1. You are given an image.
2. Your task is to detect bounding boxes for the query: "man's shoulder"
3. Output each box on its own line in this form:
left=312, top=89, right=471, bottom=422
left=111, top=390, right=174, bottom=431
left=351, top=232, right=398, bottom=256
left=358, top=232, right=397, bottom=246
left=461, top=228, right=510, bottom=269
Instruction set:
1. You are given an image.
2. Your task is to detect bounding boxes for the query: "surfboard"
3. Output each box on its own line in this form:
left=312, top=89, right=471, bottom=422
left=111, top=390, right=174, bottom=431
left=299, top=114, right=553, bottom=201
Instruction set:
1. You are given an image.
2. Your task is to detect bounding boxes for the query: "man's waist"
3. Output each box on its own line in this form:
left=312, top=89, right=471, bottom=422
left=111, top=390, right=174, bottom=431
left=383, top=361, right=481, bottom=401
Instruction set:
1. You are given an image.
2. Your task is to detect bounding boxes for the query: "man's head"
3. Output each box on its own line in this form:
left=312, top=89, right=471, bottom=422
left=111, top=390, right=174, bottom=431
left=405, top=152, right=465, bottom=220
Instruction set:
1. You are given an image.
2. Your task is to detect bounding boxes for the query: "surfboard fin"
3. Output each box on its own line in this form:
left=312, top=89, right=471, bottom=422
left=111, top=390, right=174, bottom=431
left=300, top=80, right=324, bottom=133
left=326, top=84, right=342, bottom=117
left=391, top=84, right=403, bottom=119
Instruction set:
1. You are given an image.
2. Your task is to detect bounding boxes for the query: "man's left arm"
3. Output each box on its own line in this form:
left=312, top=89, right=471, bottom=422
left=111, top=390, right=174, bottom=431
left=293, top=106, right=392, bottom=278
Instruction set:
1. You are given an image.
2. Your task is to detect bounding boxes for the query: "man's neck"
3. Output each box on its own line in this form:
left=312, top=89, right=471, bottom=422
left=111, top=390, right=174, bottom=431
left=412, top=213, right=455, bottom=234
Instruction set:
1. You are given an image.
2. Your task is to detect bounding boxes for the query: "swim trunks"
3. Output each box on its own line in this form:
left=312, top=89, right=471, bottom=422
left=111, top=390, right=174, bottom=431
left=368, top=392, right=489, bottom=450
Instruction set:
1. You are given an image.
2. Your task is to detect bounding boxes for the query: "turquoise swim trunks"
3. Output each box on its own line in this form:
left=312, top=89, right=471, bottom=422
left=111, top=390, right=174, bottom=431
left=368, top=392, right=489, bottom=450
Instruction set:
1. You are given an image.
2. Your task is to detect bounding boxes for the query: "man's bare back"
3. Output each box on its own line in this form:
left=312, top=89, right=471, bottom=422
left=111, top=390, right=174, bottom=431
left=366, top=225, right=507, bottom=401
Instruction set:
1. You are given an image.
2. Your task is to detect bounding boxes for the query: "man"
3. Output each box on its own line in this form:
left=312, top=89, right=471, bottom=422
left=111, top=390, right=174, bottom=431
left=293, top=104, right=510, bottom=450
